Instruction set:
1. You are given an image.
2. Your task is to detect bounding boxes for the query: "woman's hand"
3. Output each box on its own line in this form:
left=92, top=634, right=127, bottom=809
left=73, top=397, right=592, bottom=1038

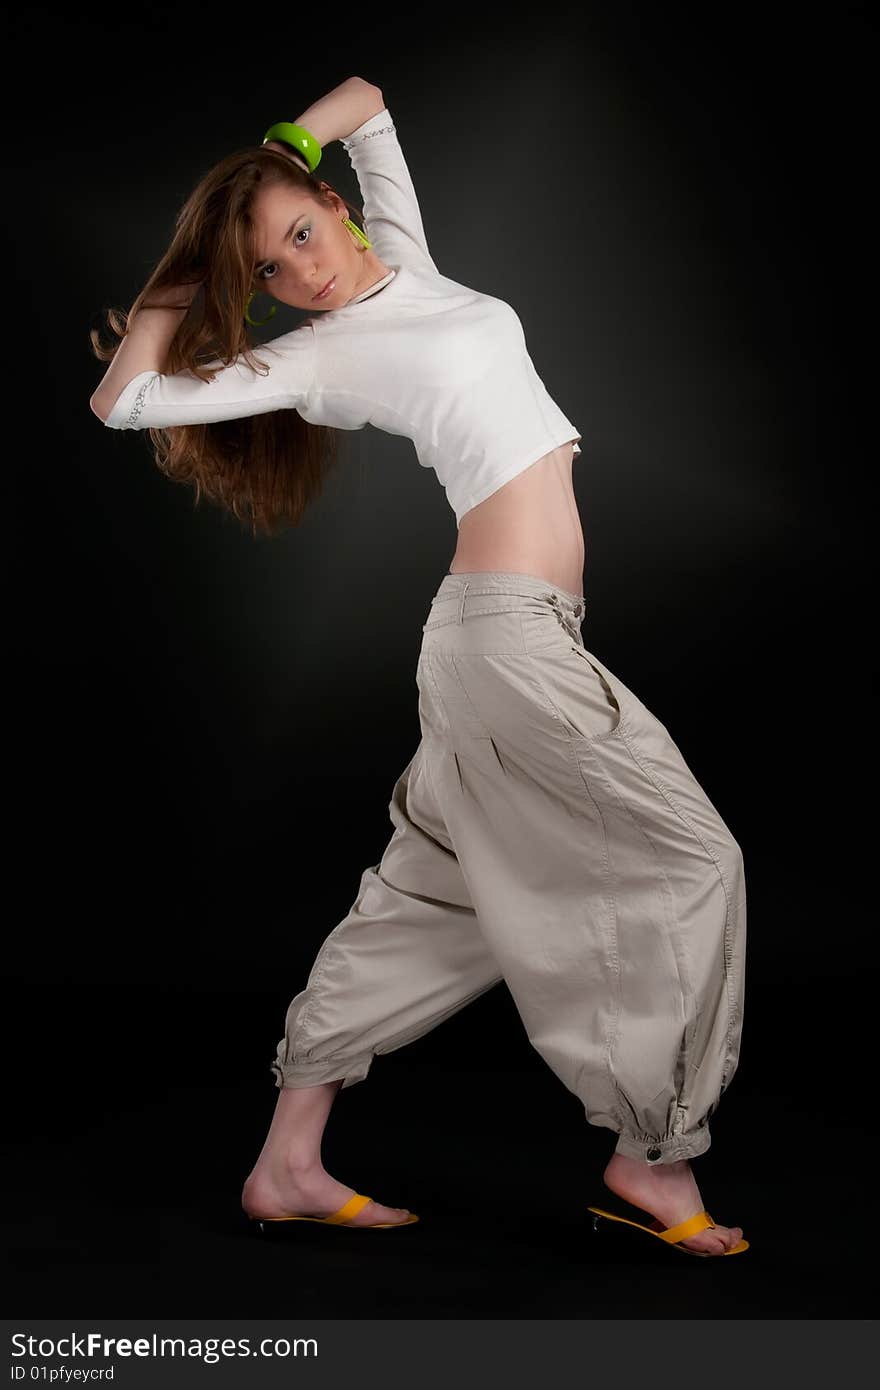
left=91, top=280, right=201, bottom=418
left=263, top=140, right=310, bottom=173
left=142, top=280, right=203, bottom=311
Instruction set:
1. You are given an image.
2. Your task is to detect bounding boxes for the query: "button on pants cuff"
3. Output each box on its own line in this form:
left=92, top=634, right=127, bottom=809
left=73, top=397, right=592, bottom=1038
left=613, top=1125, right=712, bottom=1165
left=270, top=1054, right=374, bottom=1091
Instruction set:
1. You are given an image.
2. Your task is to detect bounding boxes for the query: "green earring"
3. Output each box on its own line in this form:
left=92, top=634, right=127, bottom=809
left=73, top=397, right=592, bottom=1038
left=245, top=290, right=277, bottom=327
left=343, top=217, right=371, bottom=249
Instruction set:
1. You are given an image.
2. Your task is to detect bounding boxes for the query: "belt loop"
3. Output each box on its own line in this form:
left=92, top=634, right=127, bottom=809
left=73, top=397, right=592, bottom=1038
left=458, top=580, right=470, bottom=624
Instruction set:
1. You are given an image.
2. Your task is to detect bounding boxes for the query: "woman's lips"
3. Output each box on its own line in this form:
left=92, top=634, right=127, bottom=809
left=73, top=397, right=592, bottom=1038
left=313, top=276, right=336, bottom=300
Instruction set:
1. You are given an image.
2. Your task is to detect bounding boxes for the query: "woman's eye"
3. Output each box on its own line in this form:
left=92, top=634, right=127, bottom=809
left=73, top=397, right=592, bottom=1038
left=258, top=226, right=311, bottom=280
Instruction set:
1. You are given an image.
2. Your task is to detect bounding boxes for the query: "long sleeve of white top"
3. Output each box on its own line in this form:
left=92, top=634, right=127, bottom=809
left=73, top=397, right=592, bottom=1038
left=103, top=324, right=317, bottom=431
left=340, top=106, right=438, bottom=275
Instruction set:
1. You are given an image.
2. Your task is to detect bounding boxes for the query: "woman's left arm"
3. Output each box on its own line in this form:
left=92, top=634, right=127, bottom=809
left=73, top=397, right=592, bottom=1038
left=268, top=78, right=438, bottom=273
left=265, top=76, right=386, bottom=165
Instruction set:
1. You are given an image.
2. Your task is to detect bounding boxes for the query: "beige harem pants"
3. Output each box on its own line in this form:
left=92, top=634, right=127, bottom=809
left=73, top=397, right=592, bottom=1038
left=271, top=570, right=747, bottom=1165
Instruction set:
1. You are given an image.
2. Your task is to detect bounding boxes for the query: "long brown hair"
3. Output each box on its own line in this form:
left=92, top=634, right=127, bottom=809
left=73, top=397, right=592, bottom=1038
left=90, top=148, right=370, bottom=538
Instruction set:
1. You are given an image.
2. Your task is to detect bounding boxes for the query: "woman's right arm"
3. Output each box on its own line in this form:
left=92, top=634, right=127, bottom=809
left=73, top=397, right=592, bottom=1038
left=91, top=321, right=317, bottom=432
left=90, top=284, right=200, bottom=423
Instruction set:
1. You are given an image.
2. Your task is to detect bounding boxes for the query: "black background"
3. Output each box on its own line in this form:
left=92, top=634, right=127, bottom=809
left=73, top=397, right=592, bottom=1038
left=6, top=1, right=874, bottom=1319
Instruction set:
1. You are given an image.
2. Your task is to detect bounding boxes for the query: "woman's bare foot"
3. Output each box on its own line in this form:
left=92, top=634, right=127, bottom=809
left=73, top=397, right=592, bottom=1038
left=242, top=1161, right=413, bottom=1227
left=603, top=1152, right=743, bottom=1255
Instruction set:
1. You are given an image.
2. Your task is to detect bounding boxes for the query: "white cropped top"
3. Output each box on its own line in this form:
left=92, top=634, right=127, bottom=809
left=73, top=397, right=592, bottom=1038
left=103, top=107, right=582, bottom=528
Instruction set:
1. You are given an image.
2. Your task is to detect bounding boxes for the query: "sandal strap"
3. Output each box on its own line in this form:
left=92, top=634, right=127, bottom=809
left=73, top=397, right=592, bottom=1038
left=657, top=1210, right=715, bottom=1244
left=323, top=1193, right=373, bottom=1224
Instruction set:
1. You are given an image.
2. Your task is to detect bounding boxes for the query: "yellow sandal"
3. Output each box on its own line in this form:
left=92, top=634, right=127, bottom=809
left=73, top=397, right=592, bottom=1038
left=250, top=1192, right=420, bottom=1233
left=587, top=1203, right=748, bottom=1257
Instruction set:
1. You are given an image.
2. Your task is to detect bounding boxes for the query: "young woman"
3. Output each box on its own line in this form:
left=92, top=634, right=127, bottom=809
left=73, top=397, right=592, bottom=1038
left=90, top=76, right=747, bottom=1257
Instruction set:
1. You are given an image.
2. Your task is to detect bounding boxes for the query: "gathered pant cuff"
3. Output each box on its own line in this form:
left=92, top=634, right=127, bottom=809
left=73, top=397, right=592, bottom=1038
left=613, top=1124, right=712, bottom=1165
left=270, top=1053, right=374, bottom=1092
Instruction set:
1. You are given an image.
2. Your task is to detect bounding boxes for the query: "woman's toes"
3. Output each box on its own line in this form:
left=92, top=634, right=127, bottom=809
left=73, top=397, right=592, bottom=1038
left=715, top=1225, right=741, bottom=1252
left=683, top=1224, right=740, bottom=1254
left=356, top=1200, right=412, bottom=1225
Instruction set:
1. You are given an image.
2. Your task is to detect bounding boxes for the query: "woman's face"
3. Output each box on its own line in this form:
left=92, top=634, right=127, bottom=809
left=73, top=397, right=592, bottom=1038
left=249, top=177, right=363, bottom=311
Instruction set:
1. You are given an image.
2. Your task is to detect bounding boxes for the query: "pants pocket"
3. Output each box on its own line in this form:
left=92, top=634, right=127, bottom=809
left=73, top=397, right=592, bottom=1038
left=526, top=637, right=623, bottom=745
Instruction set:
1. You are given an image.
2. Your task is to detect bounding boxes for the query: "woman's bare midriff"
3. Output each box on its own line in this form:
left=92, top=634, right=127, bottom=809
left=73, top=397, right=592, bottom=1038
left=449, top=441, right=585, bottom=596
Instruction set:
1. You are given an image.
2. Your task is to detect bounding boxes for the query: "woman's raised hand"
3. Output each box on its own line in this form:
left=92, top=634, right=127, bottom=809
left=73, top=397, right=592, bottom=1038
left=142, top=279, right=203, bottom=310
left=264, top=140, right=310, bottom=173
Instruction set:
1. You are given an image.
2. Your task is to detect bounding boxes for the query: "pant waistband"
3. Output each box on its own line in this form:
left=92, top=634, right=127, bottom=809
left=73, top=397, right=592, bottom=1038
left=436, top=569, right=586, bottom=620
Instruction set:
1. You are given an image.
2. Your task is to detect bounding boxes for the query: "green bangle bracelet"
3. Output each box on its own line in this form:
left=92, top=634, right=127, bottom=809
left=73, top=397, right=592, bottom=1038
left=262, top=122, right=322, bottom=173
